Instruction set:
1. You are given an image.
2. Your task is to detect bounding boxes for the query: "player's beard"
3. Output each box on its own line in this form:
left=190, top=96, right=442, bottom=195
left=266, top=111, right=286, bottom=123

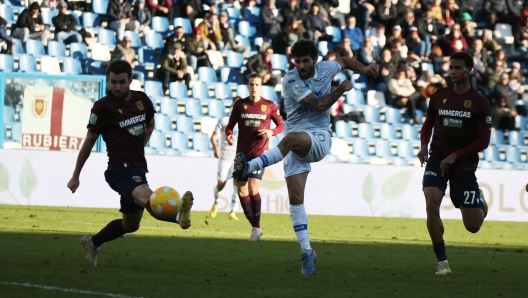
left=110, top=88, right=130, bottom=101
left=298, top=64, right=315, bottom=80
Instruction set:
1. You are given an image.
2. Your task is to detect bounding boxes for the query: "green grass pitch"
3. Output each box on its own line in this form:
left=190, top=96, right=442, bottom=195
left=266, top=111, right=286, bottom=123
left=0, top=204, right=527, bottom=297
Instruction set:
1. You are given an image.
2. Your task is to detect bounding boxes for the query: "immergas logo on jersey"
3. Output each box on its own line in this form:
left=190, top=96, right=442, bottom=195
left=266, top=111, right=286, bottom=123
left=119, top=114, right=146, bottom=128
left=438, top=109, right=471, bottom=118
left=241, top=113, right=266, bottom=120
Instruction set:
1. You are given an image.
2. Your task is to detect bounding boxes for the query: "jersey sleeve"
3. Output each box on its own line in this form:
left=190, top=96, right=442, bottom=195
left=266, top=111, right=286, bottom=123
left=323, top=60, right=342, bottom=78
left=477, top=99, right=492, bottom=131
left=143, top=94, right=156, bottom=122
left=282, top=73, right=312, bottom=103
left=213, top=117, right=225, bottom=133
left=87, top=101, right=105, bottom=134
left=269, top=102, right=284, bottom=135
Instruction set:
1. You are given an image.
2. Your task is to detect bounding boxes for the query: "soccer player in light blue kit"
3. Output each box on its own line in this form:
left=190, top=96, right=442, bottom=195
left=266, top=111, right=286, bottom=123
left=233, top=39, right=379, bottom=275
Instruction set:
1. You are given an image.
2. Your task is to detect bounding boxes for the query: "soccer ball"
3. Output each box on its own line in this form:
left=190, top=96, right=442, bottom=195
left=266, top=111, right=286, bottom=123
left=150, top=186, right=182, bottom=218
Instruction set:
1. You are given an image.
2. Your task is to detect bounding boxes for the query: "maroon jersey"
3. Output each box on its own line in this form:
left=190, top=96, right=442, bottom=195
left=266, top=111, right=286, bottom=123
left=87, top=90, right=155, bottom=173
left=426, top=86, right=491, bottom=171
left=226, top=97, right=284, bottom=157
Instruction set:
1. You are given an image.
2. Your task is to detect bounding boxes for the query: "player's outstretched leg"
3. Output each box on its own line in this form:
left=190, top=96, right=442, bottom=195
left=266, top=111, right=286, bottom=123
left=179, top=191, right=194, bottom=229
left=210, top=185, right=219, bottom=219
left=229, top=186, right=239, bottom=220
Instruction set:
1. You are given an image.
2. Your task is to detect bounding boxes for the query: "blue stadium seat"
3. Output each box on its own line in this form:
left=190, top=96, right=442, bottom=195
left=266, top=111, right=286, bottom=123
left=0, top=54, right=15, bottom=72
left=219, top=67, right=240, bottom=86
left=353, top=73, right=368, bottom=92
left=506, top=147, right=522, bottom=163
left=375, top=139, right=393, bottom=159
left=397, top=141, right=414, bottom=158
left=144, top=147, right=159, bottom=155
left=3, top=106, right=15, bottom=125
left=207, top=100, right=226, bottom=118
left=401, top=124, right=419, bottom=141
left=159, top=97, right=178, bottom=117
left=317, top=41, right=334, bottom=56
left=18, top=55, right=38, bottom=73
left=144, top=32, right=165, bottom=50
left=335, top=120, right=353, bottom=139
left=82, top=12, right=102, bottom=29
left=335, top=72, right=347, bottom=84
left=237, top=84, right=249, bottom=98
left=70, top=42, right=88, bottom=60
left=261, top=85, right=278, bottom=103
left=226, top=51, right=244, bottom=68
left=501, top=163, right=516, bottom=170
left=325, top=155, right=342, bottom=163
left=144, top=81, right=164, bottom=98
left=62, top=57, right=83, bottom=74
left=192, top=83, right=213, bottom=100
left=151, top=16, right=171, bottom=35
left=192, top=133, right=213, bottom=154
left=47, top=41, right=67, bottom=58
left=358, top=123, right=375, bottom=139
left=170, top=132, right=190, bottom=151
left=479, top=161, right=495, bottom=169
left=346, top=88, right=365, bottom=106
left=363, top=106, right=381, bottom=123
left=348, top=155, right=365, bottom=164
left=185, top=100, right=204, bottom=117
left=154, top=114, right=173, bottom=132
left=353, top=139, right=370, bottom=157
left=165, top=149, right=181, bottom=156
left=93, top=0, right=110, bottom=15
left=138, top=48, right=159, bottom=67
left=271, top=54, right=289, bottom=72
left=380, top=123, right=397, bottom=140
left=10, top=38, right=24, bottom=55
left=341, top=103, right=355, bottom=114
left=0, top=6, right=16, bottom=24
left=484, top=146, right=501, bottom=162
left=148, top=130, right=168, bottom=149
left=84, top=60, right=106, bottom=75
left=514, top=115, right=527, bottom=131
left=326, top=26, right=342, bottom=43
left=392, top=158, right=410, bottom=166
left=173, top=17, right=193, bottom=35
left=490, top=129, right=506, bottom=145
left=385, top=108, right=403, bottom=124
left=169, top=81, right=190, bottom=99
left=41, top=9, right=57, bottom=26
left=198, top=66, right=219, bottom=84
left=25, top=39, right=46, bottom=57
left=124, top=31, right=142, bottom=49
left=508, top=131, right=525, bottom=146
left=244, top=6, right=261, bottom=24
left=10, top=122, right=22, bottom=142
left=237, top=21, right=257, bottom=38
left=97, top=29, right=117, bottom=47
left=215, top=84, right=233, bottom=99
left=227, top=7, right=241, bottom=20
left=176, top=115, right=194, bottom=133
left=234, top=35, right=251, bottom=48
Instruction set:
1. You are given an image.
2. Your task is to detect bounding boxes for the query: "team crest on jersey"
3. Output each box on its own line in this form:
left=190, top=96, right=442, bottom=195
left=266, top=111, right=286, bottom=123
left=243, top=105, right=248, bottom=110
left=136, top=100, right=144, bottom=111
left=32, top=96, right=46, bottom=119
left=464, top=99, right=472, bottom=108
left=443, top=98, right=447, bottom=104
left=261, top=105, right=267, bottom=112
left=118, top=108, right=122, bottom=114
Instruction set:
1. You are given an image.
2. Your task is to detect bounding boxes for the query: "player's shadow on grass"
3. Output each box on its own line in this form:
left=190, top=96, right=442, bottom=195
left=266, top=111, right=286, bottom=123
left=0, top=231, right=527, bottom=298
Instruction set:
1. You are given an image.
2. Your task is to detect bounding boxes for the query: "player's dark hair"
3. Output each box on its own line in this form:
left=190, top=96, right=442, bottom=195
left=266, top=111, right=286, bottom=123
left=450, top=52, right=474, bottom=68
left=106, top=60, right=132, bottom=79
left=248, top=73, right=262, bottom=81
left=291, top=39, right=318, bottom=60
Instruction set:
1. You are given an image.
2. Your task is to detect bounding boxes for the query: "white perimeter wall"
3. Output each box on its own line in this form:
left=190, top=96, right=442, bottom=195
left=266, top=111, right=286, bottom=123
left=1, top=149, right=527, bottom=222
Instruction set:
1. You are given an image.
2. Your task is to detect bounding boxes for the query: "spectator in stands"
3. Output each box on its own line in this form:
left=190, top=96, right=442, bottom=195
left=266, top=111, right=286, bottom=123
left=482, top=0, right=508, bottom=29
left=281, top=0, right=305, bottom=32
left=506, top=0, right=525, bottom=26
left=133, top=0, right=152, bottom=34
left=198, top=13, right=222, bottom=51
left=484, top=59, right=505, bottom=90
left=389, top=37, right=406, bottom=66
left=416, top=6, right=440, bottom=50
left=460, top=12, right=476, bottom=42
left=400, top=10, right=418, bottom=39
left=430, top=0, right=443, bottom=21
left=494, top=72, right=519, bottom=107
left=157, top=42, right=191, bottom=92
left=441, top=0, right=460, bottom=32
left=4, top=78, right=24, bottom=107
left=350, top=0, right=376, bottom=32
left=164, top=26, right=191, bottom=56
left=147, top=0, right=173, bottom=23
left=508, top=62, right=525, bottom=97
left=376, top=0, right=399, bottom=31
left=335, top=36, right=355, bottom=59
left=219, top=11, right=250, bottom=57
left=261, top=0, right=284, bottom=53
left=406, top=26, right=429, bottom=60
left=304, top=2, right=331, bottom=43
left=466, top=38, right=492, bottom=88
left=481, top=29, right=500, bottom=52
left=397, top=0, right=414, bottom=18
left=244, top=46, right=278, bottom=87
left=188, top=27, right=212, bottom=68
left=52, top=1, right=82, bottom=44
left=0, top=16, right=17, bottom=54
left=388, top=25, right=404, bottom=47
left=376, top=48, right=398, bottom=94
left=493, top=49, right=508, bottom=65
left=369, top=23, right=386, bottom=49
left=358, top=36, right=379, bottom=66
left=514, top=17, right=528, bottom=58
left=442, top=23, right=468, bottom=56
left=11, top=2, right=51, bottom=46
left=416, top=69, right=448, bottom=111
left=388, top=68, right=422, bottom=124
left=342, top=16, right=364, bottom=52
left=180, top=0, right=207, bottom=26
left=492, top=95, right=517, bottom=130
left=108, top=0, right=139, bottom=41
left=111, top=36, right=145, bottom=83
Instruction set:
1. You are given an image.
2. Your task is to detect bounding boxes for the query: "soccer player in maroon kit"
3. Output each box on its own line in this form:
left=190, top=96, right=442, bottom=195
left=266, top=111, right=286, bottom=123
left=417, top=52, right=491, bottom=275
left=225, top=74, right=284, bottom=241
left=67, top=60, right=194, bottom=266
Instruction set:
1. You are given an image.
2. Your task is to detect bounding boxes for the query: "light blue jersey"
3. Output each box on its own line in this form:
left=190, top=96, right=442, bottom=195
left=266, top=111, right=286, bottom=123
left=283, top=60, right=342, bottom=133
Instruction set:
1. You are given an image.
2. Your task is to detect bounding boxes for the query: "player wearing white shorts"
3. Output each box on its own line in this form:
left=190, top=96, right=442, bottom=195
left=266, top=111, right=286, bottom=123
left=233, top=39, right=379, bottom=275
left=210, top=97, right=241, bottom=220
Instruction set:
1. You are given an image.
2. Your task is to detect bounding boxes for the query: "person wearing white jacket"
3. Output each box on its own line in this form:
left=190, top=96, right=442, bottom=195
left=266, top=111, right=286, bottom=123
left=388, top=68, right=422, bottom=124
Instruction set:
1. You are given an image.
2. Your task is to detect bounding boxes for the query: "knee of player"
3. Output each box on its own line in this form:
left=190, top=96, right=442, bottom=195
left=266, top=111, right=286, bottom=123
left=464, top=224, right=481, bottom=233
left=124, top=223, right=140, bottom=233
left=425, top=201, right=440, bottom=213
left=280, top=133, right=297, bottom=149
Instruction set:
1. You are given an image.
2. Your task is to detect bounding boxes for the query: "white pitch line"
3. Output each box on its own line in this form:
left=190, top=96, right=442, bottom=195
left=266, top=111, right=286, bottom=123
left=0, top=281, right=143, bottom=298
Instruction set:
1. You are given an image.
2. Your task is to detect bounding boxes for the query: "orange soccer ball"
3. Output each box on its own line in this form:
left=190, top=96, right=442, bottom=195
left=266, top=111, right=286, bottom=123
left=150, top=186, right=182, bottom=218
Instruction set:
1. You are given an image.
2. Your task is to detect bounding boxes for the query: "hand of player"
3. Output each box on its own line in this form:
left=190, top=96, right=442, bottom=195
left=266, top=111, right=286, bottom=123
left=440, top=153, right=457, bottom=176
left=417, top=146, right=428, bottom=167
left=67, top=177, right=80, bottom=193
left=214, top=148, right=221, bottom=158
left=364, top=64, right=379, bottom=78
left=227, top=134, right=234, bottom=145
left=258, top=129, right=273, bottom=139
left=339, top=80, right=353, bottom=92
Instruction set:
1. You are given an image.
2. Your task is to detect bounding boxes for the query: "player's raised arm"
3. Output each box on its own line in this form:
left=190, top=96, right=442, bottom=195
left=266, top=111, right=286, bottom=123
left=336, top=56, right=379, bottom=78
left=299, top=80, right=353, bottom=113
left=143, top=118, right=155, bottom=147
left=67, top=130, right=99, bottom=193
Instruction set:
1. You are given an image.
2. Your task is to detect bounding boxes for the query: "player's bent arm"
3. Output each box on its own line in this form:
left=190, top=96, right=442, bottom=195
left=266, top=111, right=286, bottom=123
left=420, top=115, right=434, bottom=149
left=71, top=130, right=99, bottom=179
left=210, top=131, right=220, bottom=151
left=143, top=118, right=155, bottom=147
left=300, top=85, right=348, bottom=113
left=336, top=57, right=369, bottom=73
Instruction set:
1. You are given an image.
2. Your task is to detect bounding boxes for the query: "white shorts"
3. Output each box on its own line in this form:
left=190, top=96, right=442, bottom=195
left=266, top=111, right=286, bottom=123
left=217, top=150, right=236, bottom=181
left=283, top=130, right=332, bottom=178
